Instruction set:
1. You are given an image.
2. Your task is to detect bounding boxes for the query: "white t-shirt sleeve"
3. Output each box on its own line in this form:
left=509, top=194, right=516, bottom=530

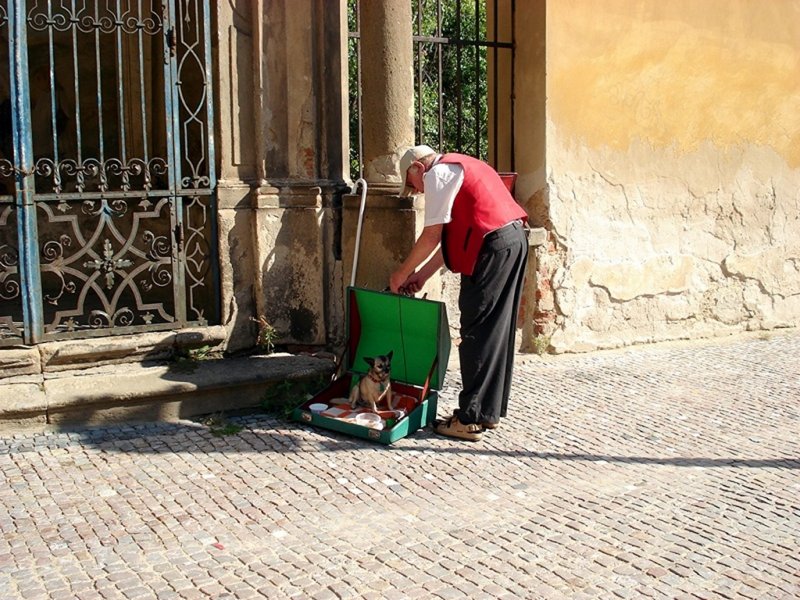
left=423, top=163, right=464, bottom=227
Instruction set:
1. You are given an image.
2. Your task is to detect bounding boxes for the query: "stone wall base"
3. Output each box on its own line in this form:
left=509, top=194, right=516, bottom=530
left=0, top=353, right=334, bottom=432
left=0, top=327, right=334, bottom=431
left=0, top=327, right=229, bottom=380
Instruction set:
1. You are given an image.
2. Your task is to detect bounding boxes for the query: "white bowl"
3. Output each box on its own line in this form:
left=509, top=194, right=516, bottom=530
left=308, top=403, right=328, bottom=414
left=355, top=412, right=383, bottom=430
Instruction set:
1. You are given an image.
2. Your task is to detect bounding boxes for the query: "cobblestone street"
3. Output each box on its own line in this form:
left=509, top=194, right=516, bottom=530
left=1, top=331, right=798, bottom=599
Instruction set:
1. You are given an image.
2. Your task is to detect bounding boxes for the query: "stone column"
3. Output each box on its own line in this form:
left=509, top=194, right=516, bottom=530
left=343, top=0, right=441, bottom=299
left=213, top=0, right=260, bottom=352
left=359, top=0, right=414, bottom=189
left=251, top=0, right=348, bottom=348
left=216, top=0, right=345, bottom=350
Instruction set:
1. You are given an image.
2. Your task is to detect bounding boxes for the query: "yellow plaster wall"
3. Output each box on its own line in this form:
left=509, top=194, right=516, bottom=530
left=539, top=0, right=800, bottom=352
left=548, top=0, right=800, bottom=167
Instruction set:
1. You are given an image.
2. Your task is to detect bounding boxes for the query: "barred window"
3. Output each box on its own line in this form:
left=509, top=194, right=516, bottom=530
left=348, top=0, right=516, bottom=179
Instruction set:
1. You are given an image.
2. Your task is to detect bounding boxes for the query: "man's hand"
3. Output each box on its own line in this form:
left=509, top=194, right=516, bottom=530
left=389, top=225, right=443, bottom=293
left=389, top=269, right=430, bottom=295
left=401, top=271, right=429, bottom=294
left=389, top=269, right=409, bottom=294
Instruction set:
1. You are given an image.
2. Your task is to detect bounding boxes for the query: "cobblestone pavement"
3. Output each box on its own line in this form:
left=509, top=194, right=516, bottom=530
left=1, top=332, right=799, bottom=600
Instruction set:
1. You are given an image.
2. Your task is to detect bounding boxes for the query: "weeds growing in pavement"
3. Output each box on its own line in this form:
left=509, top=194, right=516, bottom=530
left=532, top=335, right=551, bottom=355
left=202, top=412, right=244, bottom=437
left=169, top=344, right=221, bottom=373
left=252, top=316, right=279, bottom=354
left=260, top=374, right=330, bottom=419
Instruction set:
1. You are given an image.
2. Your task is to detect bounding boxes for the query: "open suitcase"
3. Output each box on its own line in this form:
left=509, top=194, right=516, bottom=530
left=293, top=286, right=450, bottom=443
left=292, top=179, right=451, bottom=444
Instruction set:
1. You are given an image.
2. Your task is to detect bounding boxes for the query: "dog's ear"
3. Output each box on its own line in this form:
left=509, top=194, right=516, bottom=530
left=364, top=356, right=375, bottom=367
left=387, top=350, right=393, bottom=360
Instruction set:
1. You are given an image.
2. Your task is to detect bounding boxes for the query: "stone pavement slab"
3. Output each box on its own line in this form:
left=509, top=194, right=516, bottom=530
left=0, top=331, right=798, bottom=599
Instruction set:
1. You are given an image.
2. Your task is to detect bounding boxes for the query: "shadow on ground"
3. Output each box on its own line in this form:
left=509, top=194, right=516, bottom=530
left=8, top=415, right=797, bottom=470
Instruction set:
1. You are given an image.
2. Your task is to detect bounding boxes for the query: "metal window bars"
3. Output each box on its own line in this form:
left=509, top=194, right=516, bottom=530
left=0, top=0, right=218, bottom=346
left=348, top=0, right=515, bottom=179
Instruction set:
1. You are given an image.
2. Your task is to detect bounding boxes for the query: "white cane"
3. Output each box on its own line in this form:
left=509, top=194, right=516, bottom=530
left=350, top=178, right=367, bottom=288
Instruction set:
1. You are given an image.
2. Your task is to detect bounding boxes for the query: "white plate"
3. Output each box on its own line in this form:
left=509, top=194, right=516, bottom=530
left=355, top=412, right=383, bottom=430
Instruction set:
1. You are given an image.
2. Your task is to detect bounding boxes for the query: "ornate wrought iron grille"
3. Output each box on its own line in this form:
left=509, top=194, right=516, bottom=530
left=348, top=0, right=515, bottom=179
left=0, top=0, right=217, bottom=346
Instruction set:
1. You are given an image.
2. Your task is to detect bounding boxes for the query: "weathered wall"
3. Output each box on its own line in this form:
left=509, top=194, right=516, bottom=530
left=544, top=0, right=800, bottom=352
left=512, top=1, right=550, bottom=351
left=214, top=0, right=260, bottom=352
left=216, top=0, right=348, bottom=350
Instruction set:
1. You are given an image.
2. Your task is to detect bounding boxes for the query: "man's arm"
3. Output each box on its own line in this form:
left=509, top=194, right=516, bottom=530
left=389, top=224, right=443, bottom=293
left=400, top=248, right=445, bottom=294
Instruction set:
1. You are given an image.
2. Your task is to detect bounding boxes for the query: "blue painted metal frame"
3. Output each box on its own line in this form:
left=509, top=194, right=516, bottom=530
left=203, top=0, right=221, bottom=323
left=163, top=0, right=219, bottom=326
left=3, top=0, right=218, bottom=345
left=8, top=1, right=43, bottom=343
left=164, top=0, right=186, bottom=325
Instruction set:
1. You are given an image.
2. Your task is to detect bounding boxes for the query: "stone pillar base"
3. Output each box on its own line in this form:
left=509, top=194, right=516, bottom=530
left=254, top=183, right=339, bottom=346
left=217, top=182, right=259, bottom=352
left=342, top=191, right=434, bottom=296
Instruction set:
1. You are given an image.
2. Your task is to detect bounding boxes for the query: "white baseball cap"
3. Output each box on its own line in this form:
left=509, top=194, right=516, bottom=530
left=399, top=144, right=437, bottom=196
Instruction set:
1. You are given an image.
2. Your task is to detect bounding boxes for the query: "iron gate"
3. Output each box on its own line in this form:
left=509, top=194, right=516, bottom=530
left=0, top=0, right=217, bottom=346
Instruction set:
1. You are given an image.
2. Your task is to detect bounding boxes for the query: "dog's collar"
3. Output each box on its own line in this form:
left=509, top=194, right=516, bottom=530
left=368, top=372, right=386, bottom=384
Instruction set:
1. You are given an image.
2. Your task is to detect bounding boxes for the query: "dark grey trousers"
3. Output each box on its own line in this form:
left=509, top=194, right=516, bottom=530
left=456, top=221, right=528, bottom=425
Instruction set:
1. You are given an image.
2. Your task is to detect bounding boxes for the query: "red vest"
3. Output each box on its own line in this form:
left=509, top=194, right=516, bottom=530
left=438, top=153, right=528, bottom=275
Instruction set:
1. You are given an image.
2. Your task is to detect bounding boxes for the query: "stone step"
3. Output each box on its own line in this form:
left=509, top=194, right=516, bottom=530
left=0, top=353, right=335, bottom=432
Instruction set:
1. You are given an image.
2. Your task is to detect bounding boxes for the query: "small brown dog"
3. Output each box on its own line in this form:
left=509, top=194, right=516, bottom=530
left=349, top=351, right=393, bottom=412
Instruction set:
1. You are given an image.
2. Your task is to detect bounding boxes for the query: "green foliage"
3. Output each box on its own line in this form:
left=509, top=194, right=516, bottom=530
left=532, top=335, right=550, bottom=355
left=260, top=374, right=330, bottom=420
left=347, top=1, right=362, bottom=178
left=187, top=345, right=214, bottom=360
left=201, top=412, right=244, bottom=437
left=252, top=316, right=279, bottom=354
left=169, top=344, right=217, bottom=373
left=412, top=0, right=488, bottom=159
left=348, top=0, right=495, bottom=176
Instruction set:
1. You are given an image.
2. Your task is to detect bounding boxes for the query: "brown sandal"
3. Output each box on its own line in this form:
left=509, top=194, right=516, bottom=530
left=434, top=415, right=483, bottom=441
